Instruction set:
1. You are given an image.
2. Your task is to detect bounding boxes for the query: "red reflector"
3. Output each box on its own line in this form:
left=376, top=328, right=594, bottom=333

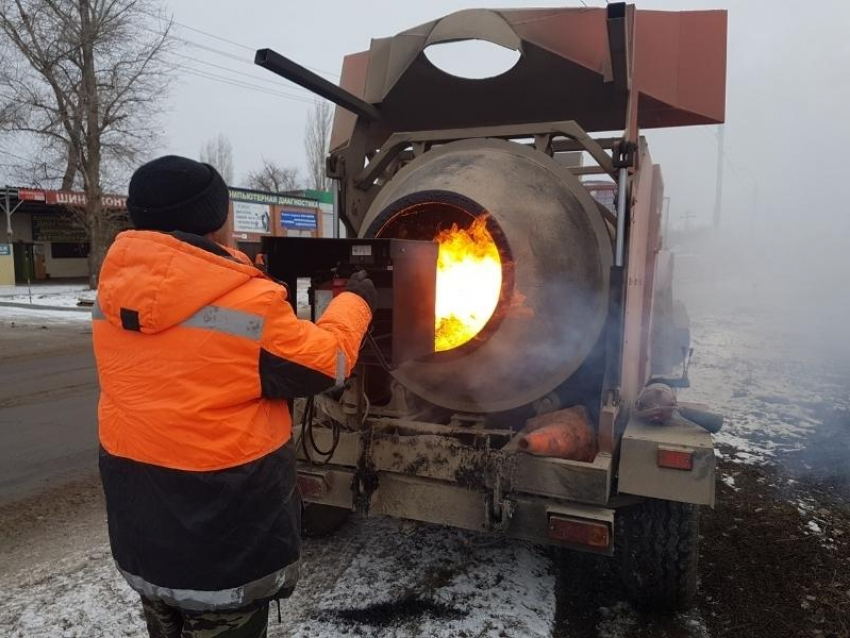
left=297, top=473, right=327, bottom=499
left=657, top=447, right=694, bottom=471
left=548, top=515, right=611, bottom=548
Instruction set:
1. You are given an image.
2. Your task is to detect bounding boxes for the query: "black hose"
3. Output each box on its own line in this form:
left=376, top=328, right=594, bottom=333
left=299, top=395, right=341, bottom=465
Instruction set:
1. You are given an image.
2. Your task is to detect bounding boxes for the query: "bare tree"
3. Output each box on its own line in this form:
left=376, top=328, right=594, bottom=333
left=304, top=101, right=332, bottom=192
left=199, top=133, right=234, bottom=184
left=245, top=158, right=300, bottom=193
left=0, top=0, right=173, bottom=288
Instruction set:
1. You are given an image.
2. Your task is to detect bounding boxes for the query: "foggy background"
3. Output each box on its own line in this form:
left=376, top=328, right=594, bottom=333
left=159, top=0, right=850, bottom=348
left=3, top=0, right=849, bottom=350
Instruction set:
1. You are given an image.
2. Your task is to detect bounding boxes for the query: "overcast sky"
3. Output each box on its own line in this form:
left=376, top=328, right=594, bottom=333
left=1, top=1, right=846, bottom=235
left=157, top=0, right=849, bottom=234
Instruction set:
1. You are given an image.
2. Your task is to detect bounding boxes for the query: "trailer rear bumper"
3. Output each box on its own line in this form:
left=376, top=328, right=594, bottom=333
left=294, top=418, right=621, bottom=553
left=297, top=465, right=620, bottom=554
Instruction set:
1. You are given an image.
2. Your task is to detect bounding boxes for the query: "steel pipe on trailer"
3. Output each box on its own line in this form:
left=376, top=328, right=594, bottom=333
left=615, top=167, right=629, bottom=267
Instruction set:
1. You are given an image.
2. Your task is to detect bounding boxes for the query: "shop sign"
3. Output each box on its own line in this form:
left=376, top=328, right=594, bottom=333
left=17, top=188, right=46, bottom=202
left=0, top=244, right=11, bottom=256
left=233, top=201, right=271, bottom=234
left=229, top=188, right=316, bottom=208
left=32, top=212, right=88, bottom=242
left=44, top=190, right=127, bottom=210
left=281, top=211, right=317, bottom=230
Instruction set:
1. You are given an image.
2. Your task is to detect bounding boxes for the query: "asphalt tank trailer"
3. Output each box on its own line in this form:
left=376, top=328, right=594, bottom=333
left=256, top=3, right=727, bottom=610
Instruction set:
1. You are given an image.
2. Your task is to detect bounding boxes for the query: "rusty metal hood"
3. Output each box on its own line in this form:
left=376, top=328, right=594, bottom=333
left=331, top=5, right=727, bottom=150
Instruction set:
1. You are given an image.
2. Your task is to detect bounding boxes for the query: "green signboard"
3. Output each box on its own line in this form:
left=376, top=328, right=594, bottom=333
left=228, top=188, right=317, bottom=209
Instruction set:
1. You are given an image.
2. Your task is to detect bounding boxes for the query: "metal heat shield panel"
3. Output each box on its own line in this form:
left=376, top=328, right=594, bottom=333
left=389, top=239, right=437, bottom=365
left=261, top=237, right=436, bottom=366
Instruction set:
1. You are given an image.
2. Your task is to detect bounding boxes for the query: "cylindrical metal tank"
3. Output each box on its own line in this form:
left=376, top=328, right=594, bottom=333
left=361, top=138, right=612, bottom=413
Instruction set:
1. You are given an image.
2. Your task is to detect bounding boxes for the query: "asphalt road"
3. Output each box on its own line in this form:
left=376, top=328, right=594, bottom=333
left=0, top=321, right=99, bottom=504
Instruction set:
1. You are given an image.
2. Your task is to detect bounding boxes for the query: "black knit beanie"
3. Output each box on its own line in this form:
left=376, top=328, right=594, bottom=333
left=127, top=155, right=229, bottom=236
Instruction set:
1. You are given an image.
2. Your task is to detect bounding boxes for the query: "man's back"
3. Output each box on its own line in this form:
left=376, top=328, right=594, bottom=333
left=93, top=156, right=374, bottom=637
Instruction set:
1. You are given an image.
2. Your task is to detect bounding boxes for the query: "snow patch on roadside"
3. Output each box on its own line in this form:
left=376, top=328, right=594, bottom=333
left=0, top=519, right=555, bottom=638
left=597, top=602, right=710, bottom=638
left=0, top=549, right=144, bottom=638
left=0, top=284, right=92, bottom=308
left=680, top=314, right=850, bottom=466
left=0, top=305, right=90, bottom=325
left=282, top=519, right=554, bottom=638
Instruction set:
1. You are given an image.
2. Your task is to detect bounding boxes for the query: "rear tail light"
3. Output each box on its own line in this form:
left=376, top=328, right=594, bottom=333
left=547, top=515, right=611, bottom=549
left=657, top=446, right=694, bottom=471
left=297, top=471, right=329, bottom=499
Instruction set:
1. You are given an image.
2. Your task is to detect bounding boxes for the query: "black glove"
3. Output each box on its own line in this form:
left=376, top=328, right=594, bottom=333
left=345, top=270, right=377, bottom=314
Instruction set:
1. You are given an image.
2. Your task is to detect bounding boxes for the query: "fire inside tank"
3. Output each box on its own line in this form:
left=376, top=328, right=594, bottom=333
left=434, top=217, right=502, bottom=351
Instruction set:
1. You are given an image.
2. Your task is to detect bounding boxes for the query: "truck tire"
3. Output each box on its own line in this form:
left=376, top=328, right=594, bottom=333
left=302, top=503, right=350, bottom=538
left=617, top=498, right=699, bottom=611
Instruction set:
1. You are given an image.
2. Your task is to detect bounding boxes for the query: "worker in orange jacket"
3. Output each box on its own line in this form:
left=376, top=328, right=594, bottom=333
left=92, top=155, right=375, bottom=638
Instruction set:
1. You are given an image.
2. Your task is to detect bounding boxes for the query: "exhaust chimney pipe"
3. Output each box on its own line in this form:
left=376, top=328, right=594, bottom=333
left=254, top=48, right=382, bottom=122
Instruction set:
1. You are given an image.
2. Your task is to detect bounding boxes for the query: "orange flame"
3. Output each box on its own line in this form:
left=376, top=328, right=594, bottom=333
left=434, top=216, right=502, bottom=352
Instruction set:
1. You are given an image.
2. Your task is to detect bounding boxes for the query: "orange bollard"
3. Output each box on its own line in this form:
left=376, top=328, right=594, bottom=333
left=518, top=406, right=597, bottom=462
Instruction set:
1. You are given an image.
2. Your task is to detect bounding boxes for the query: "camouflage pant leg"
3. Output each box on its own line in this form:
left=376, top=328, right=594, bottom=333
left=181, top=604, right=269, bottom=638
left=140, top=596, right=182, bottom=638
left=140, top=596, right=269, bottom=638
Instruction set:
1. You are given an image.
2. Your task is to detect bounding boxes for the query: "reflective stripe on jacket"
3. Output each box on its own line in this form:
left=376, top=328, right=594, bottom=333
left=93, top=230, right=371, bottom=610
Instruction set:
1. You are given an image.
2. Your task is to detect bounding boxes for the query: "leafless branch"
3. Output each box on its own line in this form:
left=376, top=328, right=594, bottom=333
left=0, top=0, right=173, bottom=287
left=304, top=100, right=332, bottom=192
left=244, top=157, right=301, bottom=193
left=199, top=132, right=234, bottom=184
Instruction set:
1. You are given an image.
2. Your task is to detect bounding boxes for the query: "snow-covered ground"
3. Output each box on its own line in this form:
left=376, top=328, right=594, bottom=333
left=0, top=305, right=91, bottom=326
left=682, top=312, right=850, bottom=465
left=0, top=284, right=94, bottom=309
left=0, top=287, right=92, bottom=327
left=0, top=519, right=555, bottom=638
left=2, top=273, right=848, bottom=637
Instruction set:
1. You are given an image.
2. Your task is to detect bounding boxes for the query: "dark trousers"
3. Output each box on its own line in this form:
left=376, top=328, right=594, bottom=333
left=141, top=596, right=269, bottom=638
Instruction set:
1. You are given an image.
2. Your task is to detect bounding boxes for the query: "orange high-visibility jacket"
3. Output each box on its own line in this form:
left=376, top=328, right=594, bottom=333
left=93, top=230, right=371, bottom=611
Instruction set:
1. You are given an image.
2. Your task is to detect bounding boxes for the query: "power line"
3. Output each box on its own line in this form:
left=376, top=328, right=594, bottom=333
left=138, top=9, right=340, bottom=80
left=169, top=63, right=318, bottom=104
left=158, top=30, right=339, bottom=99
left=0, top=147, right=35, bottom=164
left=169, top=51, right=315, bottom=97
left=168, top=21, right=340, bottom=79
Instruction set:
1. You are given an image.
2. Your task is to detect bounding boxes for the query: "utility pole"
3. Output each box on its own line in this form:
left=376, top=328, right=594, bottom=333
left=712, top=125, right=725, bottom=229
left=681, top=210, right=697, bottom=234
left=3, top=186, right=23, bottom=240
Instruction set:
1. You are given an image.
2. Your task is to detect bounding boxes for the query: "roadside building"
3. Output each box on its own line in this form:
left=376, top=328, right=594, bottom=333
left=1, top=185, right=336, bottom=283
left=224, top=187, right=327, bottom=262
left=296, top=189, right=344, bottom=238
left=0, top=187, right=128, bottom=283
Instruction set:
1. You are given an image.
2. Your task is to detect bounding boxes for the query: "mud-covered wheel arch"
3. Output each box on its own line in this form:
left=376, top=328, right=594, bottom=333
left=616, top=498, right=700, bottom=611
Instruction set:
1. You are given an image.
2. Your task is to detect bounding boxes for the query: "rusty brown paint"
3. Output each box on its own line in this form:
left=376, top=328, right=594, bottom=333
left=329, top=6, right=727, bottom=151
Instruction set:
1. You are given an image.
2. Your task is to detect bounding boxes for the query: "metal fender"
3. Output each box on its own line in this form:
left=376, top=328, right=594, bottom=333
left=618, top=412, right=716, bottom=507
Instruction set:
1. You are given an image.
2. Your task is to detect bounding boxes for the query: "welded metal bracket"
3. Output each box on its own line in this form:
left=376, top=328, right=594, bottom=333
left=356, top=120, right=618, bottom=190
left=484, top=495, right=515, bottom=533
